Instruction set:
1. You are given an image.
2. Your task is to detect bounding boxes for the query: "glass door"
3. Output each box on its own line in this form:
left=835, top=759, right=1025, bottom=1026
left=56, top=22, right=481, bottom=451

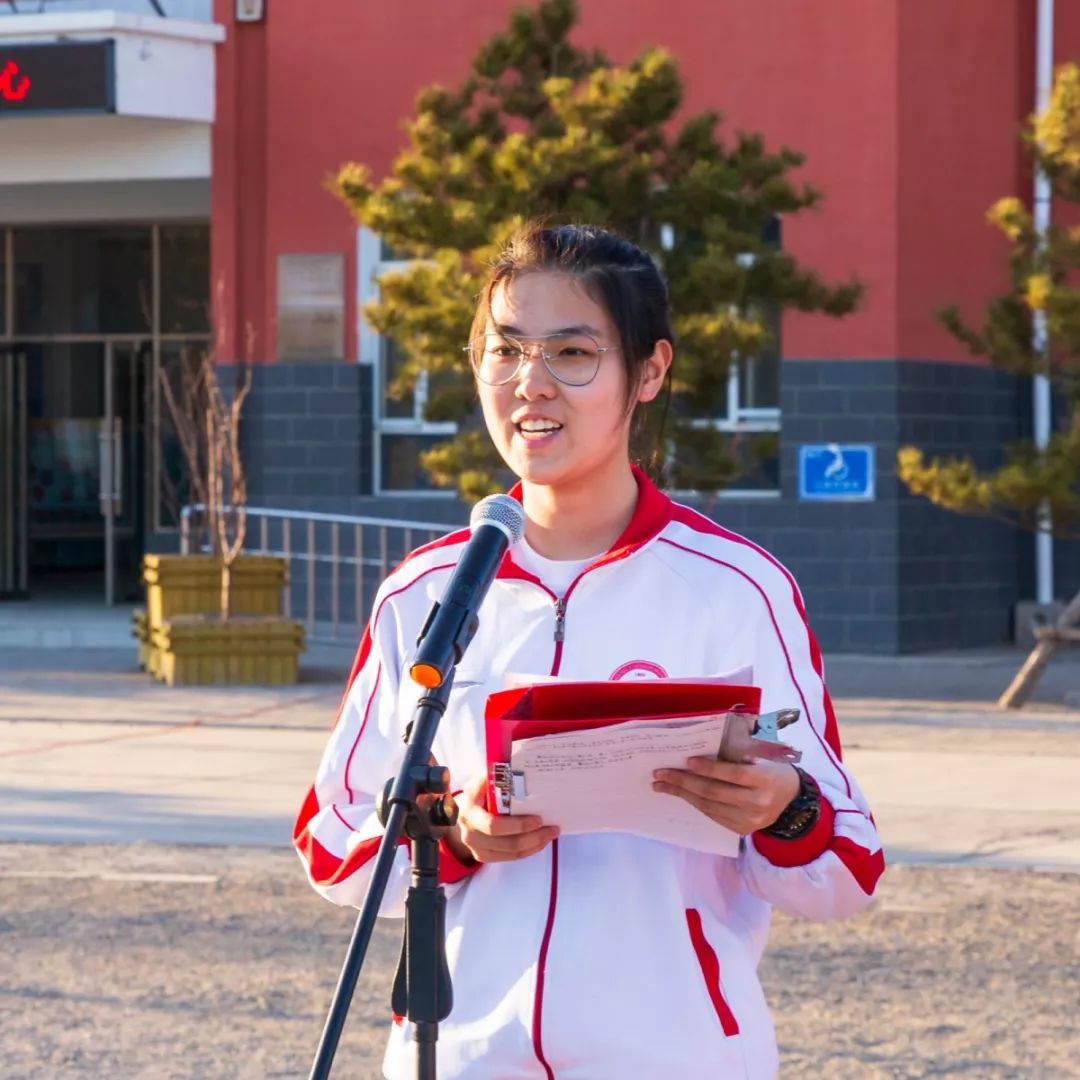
left=16, top=339, right=149, bottom=604
left=0, top=349, right=29, bottom=597
left=101, top=340, right=151, bottom=605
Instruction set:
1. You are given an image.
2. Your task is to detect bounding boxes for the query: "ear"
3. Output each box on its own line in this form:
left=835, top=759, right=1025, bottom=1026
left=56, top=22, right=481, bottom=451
left=636, top=339, right=674, bottom=404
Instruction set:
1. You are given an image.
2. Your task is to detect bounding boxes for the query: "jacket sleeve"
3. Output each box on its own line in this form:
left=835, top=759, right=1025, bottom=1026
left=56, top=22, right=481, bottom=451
left=735, top=565, right=885, bottom=921
left=293, top=587, right=479, bottom=915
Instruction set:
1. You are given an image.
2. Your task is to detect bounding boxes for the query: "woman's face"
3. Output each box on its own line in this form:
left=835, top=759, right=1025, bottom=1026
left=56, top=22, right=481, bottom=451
left=477, top=271, right=668, bottom=497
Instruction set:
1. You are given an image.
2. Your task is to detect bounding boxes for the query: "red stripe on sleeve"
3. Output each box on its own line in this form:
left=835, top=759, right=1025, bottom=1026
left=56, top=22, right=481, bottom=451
left=293, top=785, right=406, bottom=887
left=829, top=835, right=886, bottom=896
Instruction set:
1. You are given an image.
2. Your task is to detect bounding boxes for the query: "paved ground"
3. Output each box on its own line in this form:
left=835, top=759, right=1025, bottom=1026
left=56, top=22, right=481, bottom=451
left=2, top=626, right=1078, bottom=869
left=2, top=599, right=1080, bottom=1077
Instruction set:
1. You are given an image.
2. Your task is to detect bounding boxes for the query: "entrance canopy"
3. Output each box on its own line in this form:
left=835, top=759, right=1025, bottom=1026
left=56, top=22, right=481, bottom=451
left=0, top=9, right=223, bottom=220
left=0, top=11, right=219, bottom=604
left=0, top=8, right=223, bottom=122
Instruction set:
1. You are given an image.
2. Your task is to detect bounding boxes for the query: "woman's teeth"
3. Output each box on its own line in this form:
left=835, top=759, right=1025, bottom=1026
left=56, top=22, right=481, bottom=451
left=518, top=421, right=562, bottom=434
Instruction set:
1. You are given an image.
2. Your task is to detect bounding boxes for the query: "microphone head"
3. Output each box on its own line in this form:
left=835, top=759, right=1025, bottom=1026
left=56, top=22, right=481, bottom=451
left=470, top=494, right=526, bottom=546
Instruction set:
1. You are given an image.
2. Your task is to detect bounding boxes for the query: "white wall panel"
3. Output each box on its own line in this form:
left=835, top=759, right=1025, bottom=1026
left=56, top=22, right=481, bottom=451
left=0, top=114, right=210, bottom=184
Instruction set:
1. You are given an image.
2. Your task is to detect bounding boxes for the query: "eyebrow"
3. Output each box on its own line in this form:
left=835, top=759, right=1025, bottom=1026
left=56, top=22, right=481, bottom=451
left=494, top=322, right=602, bottom=337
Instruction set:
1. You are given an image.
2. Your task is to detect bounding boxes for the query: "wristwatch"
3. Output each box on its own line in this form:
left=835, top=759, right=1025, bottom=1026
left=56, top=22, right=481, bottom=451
left=762, top=767, right=821, bottom=840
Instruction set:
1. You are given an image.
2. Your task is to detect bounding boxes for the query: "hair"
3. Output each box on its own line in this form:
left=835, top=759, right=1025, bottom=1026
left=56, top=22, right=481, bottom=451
left=469, top=221, right=675, bottom=418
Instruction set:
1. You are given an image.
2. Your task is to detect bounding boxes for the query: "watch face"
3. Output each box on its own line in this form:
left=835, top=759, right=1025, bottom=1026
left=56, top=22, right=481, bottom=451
left=766, top=769, right=821, bottom=839
left=783, top=805, right=818, bottom=836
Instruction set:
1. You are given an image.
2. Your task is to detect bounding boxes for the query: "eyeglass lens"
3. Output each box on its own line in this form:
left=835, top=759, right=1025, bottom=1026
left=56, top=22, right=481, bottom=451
left=471, top=333, right=603, bottom=386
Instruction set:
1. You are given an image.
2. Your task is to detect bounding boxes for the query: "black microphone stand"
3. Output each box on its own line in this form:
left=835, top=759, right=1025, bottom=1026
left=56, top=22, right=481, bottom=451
left=308, top=616, right=478, bottom=1080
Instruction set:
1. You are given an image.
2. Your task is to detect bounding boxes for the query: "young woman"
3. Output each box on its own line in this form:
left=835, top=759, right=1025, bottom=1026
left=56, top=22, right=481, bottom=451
left=295, top=223, right=884, bottom=1079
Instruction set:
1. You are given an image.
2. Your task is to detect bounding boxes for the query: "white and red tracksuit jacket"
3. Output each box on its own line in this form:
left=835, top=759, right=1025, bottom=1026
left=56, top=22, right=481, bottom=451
left=294, top=469, right=884, bottom=1080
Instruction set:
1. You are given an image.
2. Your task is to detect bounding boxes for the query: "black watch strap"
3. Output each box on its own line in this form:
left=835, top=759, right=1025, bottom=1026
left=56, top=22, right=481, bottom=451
left=762, top=767, right=821, bottom=840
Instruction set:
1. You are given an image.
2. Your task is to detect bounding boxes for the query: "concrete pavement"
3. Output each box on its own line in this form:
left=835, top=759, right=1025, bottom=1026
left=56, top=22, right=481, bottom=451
left=1, top=600, right=1079, bottom=869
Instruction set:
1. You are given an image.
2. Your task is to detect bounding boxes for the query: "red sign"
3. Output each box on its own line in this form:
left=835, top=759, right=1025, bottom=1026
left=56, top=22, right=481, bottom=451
left=0, top=61, right=31, bottom=103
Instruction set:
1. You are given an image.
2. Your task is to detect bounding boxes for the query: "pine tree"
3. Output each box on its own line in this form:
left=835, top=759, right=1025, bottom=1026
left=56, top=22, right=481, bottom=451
left=898, top=63, right=1080, bottom=539
left=335, top=0, right=860, bottom=498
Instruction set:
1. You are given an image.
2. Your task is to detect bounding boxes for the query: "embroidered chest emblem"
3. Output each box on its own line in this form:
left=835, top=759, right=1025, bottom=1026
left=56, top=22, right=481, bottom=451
left=610, top=660, right=669, bottom=681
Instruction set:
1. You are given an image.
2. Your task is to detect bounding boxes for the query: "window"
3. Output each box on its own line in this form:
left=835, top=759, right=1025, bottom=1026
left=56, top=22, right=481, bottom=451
left=357, top=228, right=457, bottom=495
left=14, top=225, right=152, bottom=336
left=662, top=223, right=782, bottom=496
left=160, top=225, right=210, bottom=334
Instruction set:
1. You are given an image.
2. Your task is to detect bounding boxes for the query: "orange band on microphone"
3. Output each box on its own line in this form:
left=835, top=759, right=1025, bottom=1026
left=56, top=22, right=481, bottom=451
left=410, top=663, right=444, bottom=689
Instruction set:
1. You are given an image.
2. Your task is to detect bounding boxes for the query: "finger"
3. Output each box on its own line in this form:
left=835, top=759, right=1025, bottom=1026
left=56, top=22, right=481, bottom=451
left=651, top=782, right=747, bottom=833
left=465, top=772, right=490, bottom=799
left=463, top=825, right=559, bottom=861
left=463, top=773, right=549, bottom=828
left=469, top=807, right=549, bottom=837
left=503, top=826, right=560, bottom=858
left=683, top=757, right=761, bottom=786
left=460, top=812, right=552, bottom=846
left=652, top=769, right=746, bottom=806
left=461, top=823, right=554, bottom=852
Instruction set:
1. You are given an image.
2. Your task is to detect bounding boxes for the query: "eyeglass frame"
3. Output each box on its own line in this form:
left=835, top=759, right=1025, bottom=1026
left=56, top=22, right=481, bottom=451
left=463, top=331, right=622, bottom=387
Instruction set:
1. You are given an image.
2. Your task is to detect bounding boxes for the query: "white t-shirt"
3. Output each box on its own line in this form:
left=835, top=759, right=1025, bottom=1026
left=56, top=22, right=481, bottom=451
left=512, top=536, right=603, bottom=596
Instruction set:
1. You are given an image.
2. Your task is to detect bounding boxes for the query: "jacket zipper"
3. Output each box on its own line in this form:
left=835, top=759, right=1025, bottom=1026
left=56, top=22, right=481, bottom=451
left=551, top=596, right=567, bottom=673
left=531, top=589, right=571, bottom=1078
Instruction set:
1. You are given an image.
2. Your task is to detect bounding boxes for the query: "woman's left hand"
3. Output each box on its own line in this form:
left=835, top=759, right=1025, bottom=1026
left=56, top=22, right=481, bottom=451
left=652, top=758, right=801, bottom=836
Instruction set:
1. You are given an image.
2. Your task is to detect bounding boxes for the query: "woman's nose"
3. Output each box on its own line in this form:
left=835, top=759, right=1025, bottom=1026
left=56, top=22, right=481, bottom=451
left=514, top=351, right=557, bottom=397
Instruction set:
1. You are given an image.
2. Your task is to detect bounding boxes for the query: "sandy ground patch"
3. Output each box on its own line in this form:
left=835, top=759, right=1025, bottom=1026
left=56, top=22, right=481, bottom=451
left=2, top=844, right=1077, bottom=1079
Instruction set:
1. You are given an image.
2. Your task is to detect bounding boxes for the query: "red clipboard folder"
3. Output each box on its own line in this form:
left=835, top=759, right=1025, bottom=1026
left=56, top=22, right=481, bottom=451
left=483, top=679, right=762, bottom=814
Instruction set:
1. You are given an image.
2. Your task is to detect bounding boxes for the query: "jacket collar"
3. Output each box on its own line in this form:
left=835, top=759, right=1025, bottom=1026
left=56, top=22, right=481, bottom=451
left=501, top=465, right=672, bottom=580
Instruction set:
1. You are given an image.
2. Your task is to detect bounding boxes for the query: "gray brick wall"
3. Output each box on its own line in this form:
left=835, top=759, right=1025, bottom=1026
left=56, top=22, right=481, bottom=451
left=234, top=363, right=370, bottom=502
left=195, top=357, right=1080, bottom=655
left=695, top=359, right=1077, bottom=654
left=893, top=362, right=1033, bottom=651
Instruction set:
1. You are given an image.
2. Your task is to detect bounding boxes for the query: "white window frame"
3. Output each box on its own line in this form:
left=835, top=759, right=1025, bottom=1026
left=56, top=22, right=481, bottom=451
left=676, top=358, right=781, bottom=500
left=669, top=309, right=782, bottom=500
left=658, top=235, right=781, bottom=498
left=357, top=228, right=457, bottom=496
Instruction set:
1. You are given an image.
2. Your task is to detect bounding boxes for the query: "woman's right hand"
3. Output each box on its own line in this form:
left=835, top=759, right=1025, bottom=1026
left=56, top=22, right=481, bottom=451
left=443, top=773, right=559, bottom=865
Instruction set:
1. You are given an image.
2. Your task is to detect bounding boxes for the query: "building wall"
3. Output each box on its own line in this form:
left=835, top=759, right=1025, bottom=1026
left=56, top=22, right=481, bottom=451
left=209, top=0, right=1080, bottom=651
left=235, top=355, right=1069, bottom=654
left=212, top=0, right=910, bottom=365
left=211, top=1, right=1080, bottom=367
left=239, top=363, right=370, bottom=503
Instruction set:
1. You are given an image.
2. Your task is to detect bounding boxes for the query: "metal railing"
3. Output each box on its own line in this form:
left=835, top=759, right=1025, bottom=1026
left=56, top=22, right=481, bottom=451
left=179, top=504, right=456, bottom=643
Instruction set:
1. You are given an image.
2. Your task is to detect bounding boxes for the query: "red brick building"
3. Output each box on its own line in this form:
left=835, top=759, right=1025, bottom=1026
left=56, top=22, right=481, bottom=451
left=1, top=0, right=1077, bottom=651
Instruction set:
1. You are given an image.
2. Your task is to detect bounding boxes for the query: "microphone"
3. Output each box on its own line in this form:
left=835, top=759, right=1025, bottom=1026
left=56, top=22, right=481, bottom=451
left=409, top=494, right=526, bottom=689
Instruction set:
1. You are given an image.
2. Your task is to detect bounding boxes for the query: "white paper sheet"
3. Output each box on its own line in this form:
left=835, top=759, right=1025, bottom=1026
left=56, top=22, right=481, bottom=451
left=502, top=714, right=741, bottom=856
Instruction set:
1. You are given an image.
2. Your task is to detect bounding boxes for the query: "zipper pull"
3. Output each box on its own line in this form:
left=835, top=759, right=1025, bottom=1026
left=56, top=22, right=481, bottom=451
left=554, top=597, right=566, bottom=643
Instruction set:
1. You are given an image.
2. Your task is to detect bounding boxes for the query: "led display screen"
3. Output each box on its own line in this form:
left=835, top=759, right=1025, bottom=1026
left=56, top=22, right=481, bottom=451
left=0, top=40, right=115, bottom=116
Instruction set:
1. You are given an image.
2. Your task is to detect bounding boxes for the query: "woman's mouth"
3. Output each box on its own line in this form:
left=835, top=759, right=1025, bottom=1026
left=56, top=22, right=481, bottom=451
left=515, top=419, right=564, bottom=443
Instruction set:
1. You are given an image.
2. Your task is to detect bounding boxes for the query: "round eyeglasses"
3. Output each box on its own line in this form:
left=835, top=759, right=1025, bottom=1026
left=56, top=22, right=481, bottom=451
left=464, top=332, right=621, bottom=387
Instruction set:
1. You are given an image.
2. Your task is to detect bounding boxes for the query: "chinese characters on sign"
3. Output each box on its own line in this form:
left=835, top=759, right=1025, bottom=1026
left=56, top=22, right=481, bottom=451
left=0, top=41, right=114, bottom=116
left=0, top=61, right=30, bottom=102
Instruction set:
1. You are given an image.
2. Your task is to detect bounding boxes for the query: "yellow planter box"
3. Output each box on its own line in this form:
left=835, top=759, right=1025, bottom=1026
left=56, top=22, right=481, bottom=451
left=151, top=614, right=306, bottom=687
left=132, top=609, right=153, bottom=672
left=142, top=554, right=288, bottom=629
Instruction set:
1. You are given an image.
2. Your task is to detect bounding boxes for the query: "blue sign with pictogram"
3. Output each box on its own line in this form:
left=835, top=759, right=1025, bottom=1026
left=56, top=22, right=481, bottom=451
left=798, top=444, right=875, bottom=501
